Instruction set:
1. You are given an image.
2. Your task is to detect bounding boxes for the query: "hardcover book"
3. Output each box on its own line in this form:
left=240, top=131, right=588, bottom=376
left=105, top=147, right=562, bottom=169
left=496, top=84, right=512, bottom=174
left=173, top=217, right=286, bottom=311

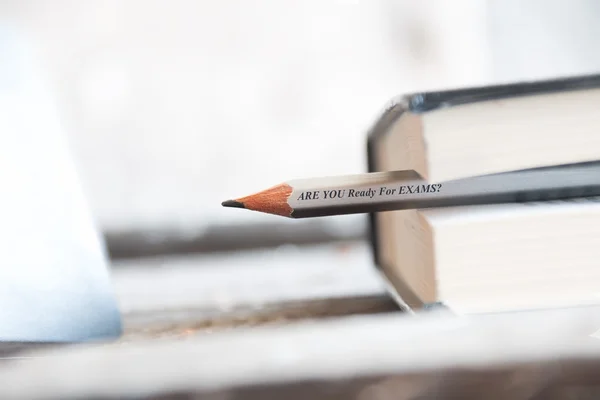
left=367, top=74, right=600, bottom=313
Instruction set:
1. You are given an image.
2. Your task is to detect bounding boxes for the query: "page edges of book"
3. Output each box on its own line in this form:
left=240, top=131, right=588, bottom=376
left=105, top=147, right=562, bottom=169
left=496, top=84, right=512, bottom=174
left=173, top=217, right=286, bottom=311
left=422, top=87, right=600, bottom=183
left=420, top=198, right=600, bottom=314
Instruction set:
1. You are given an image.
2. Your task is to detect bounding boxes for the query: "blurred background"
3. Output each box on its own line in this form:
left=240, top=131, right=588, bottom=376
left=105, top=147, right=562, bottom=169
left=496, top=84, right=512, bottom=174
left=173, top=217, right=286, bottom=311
left=3, top=0, right=600, bottom=245
left=3, top=0, right=600, bottom=328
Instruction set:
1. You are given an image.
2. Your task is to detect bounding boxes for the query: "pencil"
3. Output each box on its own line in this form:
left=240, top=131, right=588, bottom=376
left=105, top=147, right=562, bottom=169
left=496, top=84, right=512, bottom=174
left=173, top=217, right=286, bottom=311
left=221, top=162, right=600, bottom=218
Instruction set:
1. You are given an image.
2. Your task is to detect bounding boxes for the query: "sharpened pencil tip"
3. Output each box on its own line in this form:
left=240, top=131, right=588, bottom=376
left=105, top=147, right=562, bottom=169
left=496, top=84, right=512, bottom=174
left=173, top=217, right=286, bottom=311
left=221, top=199, right=245, bottom=209
left=221, top=183, right=293, bottom=217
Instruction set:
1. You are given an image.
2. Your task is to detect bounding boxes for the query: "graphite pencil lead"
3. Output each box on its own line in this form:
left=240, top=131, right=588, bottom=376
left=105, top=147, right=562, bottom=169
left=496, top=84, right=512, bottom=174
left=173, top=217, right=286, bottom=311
left=221, top=200, right=245, bottom=209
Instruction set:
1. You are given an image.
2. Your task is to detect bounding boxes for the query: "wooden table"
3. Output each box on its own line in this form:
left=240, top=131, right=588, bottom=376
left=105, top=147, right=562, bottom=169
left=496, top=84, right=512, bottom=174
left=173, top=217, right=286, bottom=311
left=2, top=242, right=600, bottom=399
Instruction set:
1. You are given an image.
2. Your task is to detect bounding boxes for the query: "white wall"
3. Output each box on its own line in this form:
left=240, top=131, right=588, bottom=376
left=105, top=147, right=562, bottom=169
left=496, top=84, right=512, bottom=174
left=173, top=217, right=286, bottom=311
left=9, top=1, right=595, bottom=233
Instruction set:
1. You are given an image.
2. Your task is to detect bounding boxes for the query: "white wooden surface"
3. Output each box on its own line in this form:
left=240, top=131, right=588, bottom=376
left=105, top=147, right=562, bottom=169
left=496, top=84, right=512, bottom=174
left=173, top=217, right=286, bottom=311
left=2, top=305, right=600, bottom=398
left=112, top=241, right=385, bottom=317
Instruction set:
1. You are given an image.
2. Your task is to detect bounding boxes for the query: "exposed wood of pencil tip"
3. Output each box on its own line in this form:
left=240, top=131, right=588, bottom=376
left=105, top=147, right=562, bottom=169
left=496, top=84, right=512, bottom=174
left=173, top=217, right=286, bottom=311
left=221, top=183, right=294, bottom=217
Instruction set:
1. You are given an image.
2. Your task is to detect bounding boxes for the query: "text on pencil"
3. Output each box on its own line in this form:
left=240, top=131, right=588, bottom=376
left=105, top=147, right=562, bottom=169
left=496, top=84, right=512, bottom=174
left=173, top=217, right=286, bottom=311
left=296, top=184, right=443, bottom=201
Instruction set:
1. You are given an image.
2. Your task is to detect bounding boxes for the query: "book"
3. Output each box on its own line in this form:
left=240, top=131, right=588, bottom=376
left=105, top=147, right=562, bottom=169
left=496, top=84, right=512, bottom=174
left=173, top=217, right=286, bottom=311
left=373, top=197, right=600, bottom=313
left=367, top=73, right=600, bottom=184
left=364, top=73, right=600, bottom=313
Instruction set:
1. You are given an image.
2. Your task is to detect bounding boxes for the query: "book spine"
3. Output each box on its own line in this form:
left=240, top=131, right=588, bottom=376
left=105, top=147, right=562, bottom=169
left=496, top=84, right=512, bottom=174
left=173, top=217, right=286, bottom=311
left=365, top=98, right=407, bottom=268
